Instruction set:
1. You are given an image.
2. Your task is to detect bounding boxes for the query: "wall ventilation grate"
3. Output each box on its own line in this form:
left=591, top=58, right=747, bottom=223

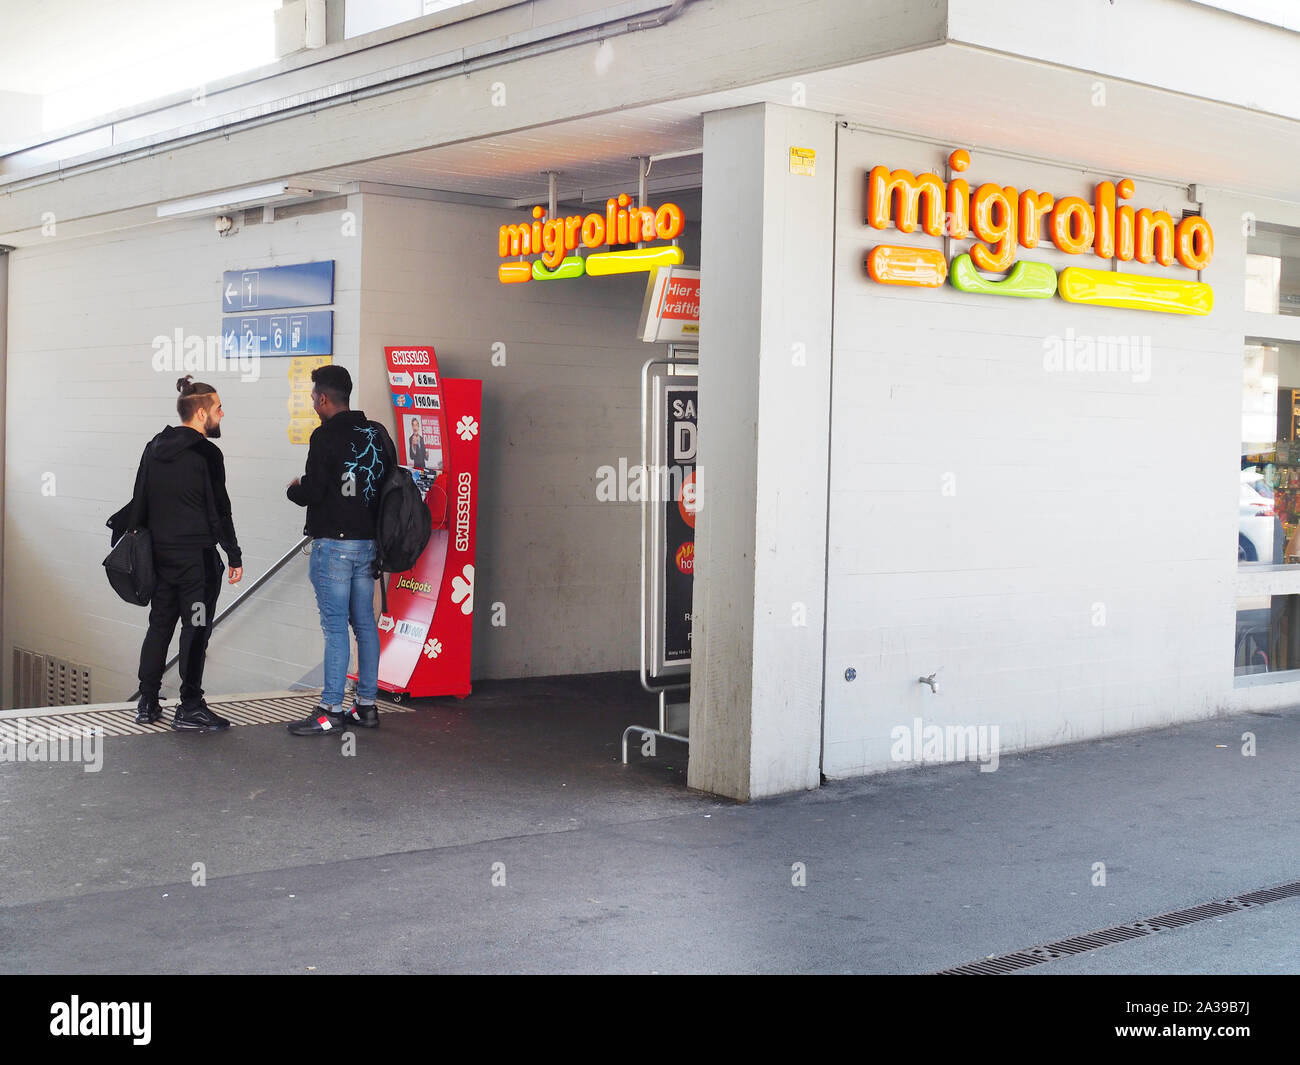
left=937, top=879, right=1300, bottom=974
left=12, top=647, right=45, bottom=708
left=46, top=656, right=92, bottom=707
left=12, top=649, right=94, bottom=709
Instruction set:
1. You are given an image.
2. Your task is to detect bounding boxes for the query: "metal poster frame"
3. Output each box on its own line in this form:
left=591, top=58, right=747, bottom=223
left=624, top=345, right=697, bottom=763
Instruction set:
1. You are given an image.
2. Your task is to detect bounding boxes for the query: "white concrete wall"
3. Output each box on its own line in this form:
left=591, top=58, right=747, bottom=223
left=823, top=129, right=1243, bottom=776
left=3, top=200, right=362, bottom=707
left=357, top=191, right=685, bottom=679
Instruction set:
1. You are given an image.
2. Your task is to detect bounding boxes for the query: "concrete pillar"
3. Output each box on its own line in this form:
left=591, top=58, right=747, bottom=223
left=325, top=0, right=346, bottom=44
left=688, top=103, right=836, bottom=801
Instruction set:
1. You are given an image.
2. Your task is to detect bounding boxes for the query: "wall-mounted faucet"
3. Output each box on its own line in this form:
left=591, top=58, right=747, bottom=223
left=918, top=672, right=939, bottom=694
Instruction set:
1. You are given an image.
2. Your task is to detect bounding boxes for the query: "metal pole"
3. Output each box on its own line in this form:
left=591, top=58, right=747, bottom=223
left=544, top=170, right=558, bottom=218
left=635, top=155, right=650, bottom=248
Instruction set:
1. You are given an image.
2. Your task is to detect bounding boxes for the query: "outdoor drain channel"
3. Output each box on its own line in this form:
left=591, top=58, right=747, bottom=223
left=936, top=879, right=1300, bottom=974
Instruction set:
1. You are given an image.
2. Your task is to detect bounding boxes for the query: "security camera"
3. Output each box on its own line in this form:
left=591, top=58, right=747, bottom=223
left=214, top=215, right=234, bottom=235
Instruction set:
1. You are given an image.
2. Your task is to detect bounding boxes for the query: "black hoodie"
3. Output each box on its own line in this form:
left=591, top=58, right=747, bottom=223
left=130, top=426, right=242, bottom=567
left=286, top=410, right=395, bottom=539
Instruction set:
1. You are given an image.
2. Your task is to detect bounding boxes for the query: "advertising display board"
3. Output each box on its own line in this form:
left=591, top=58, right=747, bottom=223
left=638, top=266, right=700, bottom=342
left=373, top=344, right=480, bottom=698
left=385, top=346, right=446, bottom=471
left=645, top=373, right=697, bottom=681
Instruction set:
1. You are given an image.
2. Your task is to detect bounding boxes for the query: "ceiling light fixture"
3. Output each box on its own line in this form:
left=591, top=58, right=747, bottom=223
left=156, top=181, right=315, bottom=219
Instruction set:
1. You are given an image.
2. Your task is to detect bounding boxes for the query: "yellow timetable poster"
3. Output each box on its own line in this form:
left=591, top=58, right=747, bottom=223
left=287, top=355, right=332, bottom=444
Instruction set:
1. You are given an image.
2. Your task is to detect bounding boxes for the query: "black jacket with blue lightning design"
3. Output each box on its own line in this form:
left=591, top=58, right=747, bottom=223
left=287, top=410, right=396, bottom=539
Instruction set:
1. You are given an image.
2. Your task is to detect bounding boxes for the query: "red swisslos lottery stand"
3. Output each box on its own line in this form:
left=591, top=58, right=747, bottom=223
left=372, top=345, right=481, bottom=698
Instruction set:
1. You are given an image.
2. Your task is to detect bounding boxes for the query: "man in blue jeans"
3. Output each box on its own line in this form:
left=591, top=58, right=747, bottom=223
left=286, top=365, right=396, bottom=735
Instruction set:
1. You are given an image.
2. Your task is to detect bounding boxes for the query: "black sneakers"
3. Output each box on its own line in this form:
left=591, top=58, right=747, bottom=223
left=340, top=702, right=380, bottom=729
left=134, top=695, right=163, bottom=726
left=287, top=702, right=380, bottom=735
left=171, top=702, right=231, bottom=731
left=287, top=706, right=348, bottom=736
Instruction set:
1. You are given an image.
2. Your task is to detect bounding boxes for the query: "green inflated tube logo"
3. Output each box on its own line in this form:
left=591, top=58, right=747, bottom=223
left=949, top=254, right=1058, bottom=299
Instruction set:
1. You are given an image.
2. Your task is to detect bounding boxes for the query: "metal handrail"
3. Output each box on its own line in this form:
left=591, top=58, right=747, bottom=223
left=127, top=536, right=311, bottom=701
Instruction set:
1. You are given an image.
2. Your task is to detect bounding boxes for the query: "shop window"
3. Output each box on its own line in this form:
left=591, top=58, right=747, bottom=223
left=1235, top=594, right=1300, bottom=676
left=1245, top=222, right=1300, bottom=316
left=1238, top=341, right=1300, bottom=565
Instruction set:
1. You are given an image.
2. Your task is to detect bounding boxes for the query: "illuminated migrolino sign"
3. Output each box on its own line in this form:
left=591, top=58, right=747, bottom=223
left=865, top=150, right=1214, bottom=314
left=498, top=194, right=685, bottom=283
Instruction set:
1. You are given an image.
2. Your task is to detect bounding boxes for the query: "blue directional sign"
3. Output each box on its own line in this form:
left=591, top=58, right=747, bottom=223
left=221, top=261, right=334, bottom=312
left=222, top=311, right=333, bottom=357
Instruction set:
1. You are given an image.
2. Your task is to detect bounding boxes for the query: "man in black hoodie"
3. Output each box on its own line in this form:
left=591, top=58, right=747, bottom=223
left=133, top=377, right=244, bottom=730
left=285, top=365, right=394, bottom=735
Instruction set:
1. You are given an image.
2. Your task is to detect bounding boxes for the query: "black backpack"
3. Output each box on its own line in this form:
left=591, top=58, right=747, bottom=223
left=369, top=422, right=432, bottom=610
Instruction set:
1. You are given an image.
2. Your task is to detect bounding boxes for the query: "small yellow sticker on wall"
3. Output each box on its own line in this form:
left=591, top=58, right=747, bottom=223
left=790, top=147, right=816, bottom=176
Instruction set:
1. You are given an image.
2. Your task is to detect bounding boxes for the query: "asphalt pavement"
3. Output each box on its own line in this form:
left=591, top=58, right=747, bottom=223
left=1, top=672, right=1297, bottom=974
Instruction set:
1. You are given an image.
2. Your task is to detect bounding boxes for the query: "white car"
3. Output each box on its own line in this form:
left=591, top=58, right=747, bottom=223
left=1240, top=469, right=1281, bottom=563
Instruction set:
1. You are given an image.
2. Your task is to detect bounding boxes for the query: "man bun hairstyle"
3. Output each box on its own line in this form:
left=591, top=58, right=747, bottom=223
left=177, top=375, right=218, bottom=423
left=311, top=364, right=352, bottom=407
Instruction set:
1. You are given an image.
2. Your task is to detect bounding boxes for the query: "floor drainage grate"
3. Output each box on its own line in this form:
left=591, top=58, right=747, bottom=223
left=1237, top=882, right=1300, bottom=906
left=937, top=878, right=1300, bottom=974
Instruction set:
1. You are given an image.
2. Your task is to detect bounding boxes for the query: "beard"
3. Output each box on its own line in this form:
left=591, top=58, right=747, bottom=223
left=207, top=423, right=221, bottom=439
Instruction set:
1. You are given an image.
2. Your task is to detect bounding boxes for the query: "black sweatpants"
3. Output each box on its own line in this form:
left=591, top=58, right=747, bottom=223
left=137, top=545, right=223, bottom=706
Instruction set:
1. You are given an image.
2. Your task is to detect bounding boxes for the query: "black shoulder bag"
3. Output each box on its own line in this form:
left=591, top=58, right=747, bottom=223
left=103, top=446, right=156, bottom=606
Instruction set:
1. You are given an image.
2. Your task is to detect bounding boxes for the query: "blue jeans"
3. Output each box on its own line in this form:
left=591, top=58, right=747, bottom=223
left=309, top=538, right=379, bottom=707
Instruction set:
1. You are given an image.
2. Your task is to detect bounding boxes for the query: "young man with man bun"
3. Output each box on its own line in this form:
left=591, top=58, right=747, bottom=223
left=134, top=376, right=244, bottom=730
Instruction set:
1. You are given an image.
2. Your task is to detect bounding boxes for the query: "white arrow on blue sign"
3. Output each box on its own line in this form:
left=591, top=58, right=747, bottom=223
left=221, top=310, right=333, bottom=357
left=220, top=261, right=334, bottom=311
